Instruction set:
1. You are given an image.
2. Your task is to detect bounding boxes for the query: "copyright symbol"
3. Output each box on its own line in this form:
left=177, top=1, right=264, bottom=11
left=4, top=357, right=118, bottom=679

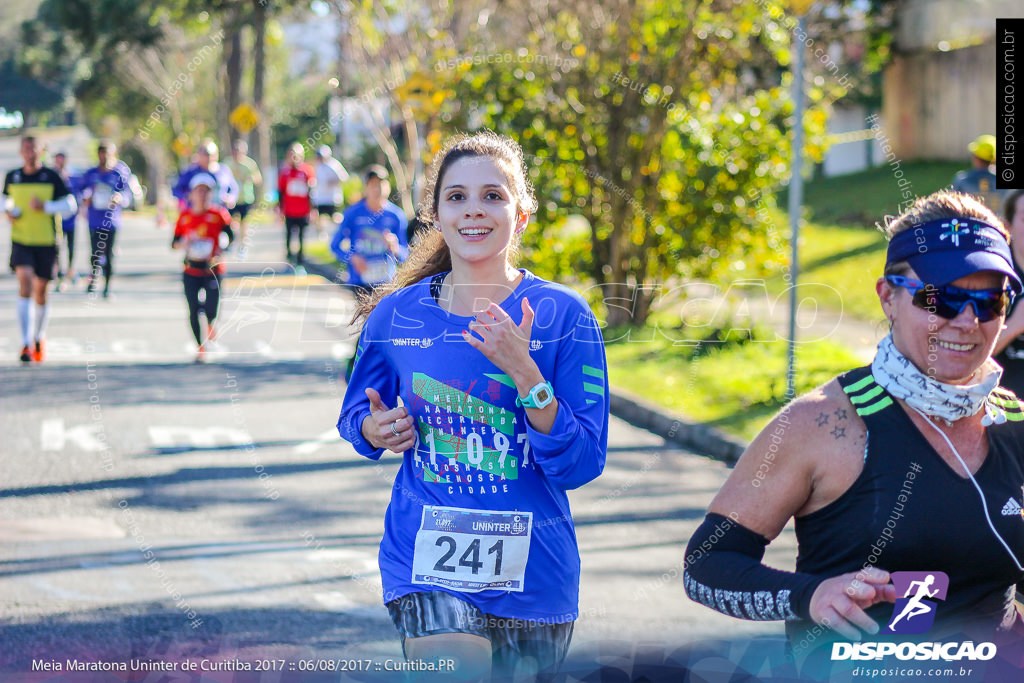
left=1003, top=168, right=1015, bottom=183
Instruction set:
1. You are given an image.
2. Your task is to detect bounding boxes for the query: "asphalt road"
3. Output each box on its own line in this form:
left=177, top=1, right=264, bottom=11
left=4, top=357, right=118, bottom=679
left=0, top=211, right=805, bottom=681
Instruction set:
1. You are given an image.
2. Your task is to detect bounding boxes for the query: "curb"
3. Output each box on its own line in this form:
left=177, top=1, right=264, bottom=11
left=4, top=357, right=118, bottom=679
left=304, top=258, right=750, bottom=465
left=608, top=387, right=748, bottom=465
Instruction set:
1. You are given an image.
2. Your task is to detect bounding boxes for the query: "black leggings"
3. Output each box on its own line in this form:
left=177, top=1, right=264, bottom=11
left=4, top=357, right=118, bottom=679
left=61, top=229, right=76, bottom=276
left=89, top=229, right=116, bottom=283
left=285, top=216, right=308, bottom=261
left=183, top=272, right=221, bottom=345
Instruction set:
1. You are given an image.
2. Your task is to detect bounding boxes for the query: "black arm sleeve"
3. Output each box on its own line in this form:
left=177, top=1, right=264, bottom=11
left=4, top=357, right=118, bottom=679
left=683, top=513, right=825, bottom=621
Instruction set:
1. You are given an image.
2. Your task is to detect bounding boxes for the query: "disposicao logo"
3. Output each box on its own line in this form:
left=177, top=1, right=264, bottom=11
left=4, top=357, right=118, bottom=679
left=885, top=571, right=949, bottom=635
left=831, top=571, right=997, bottom=662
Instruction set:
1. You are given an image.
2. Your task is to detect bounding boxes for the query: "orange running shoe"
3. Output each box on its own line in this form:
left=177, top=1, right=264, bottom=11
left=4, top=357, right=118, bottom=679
left=19, top=346, right=31, bottom=363
left=32, top=339, right=45, bottom=363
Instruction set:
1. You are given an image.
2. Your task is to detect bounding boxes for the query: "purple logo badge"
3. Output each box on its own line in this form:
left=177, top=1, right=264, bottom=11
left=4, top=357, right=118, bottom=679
left=884, top=571, right=950, bottom=635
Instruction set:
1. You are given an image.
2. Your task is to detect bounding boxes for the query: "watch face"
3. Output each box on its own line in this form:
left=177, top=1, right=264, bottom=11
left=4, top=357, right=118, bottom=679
left=535, top=388, right=551, bottom=403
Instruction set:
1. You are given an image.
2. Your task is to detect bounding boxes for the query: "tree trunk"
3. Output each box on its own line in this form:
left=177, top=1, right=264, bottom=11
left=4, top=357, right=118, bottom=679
left=224, top=15, right=244, bottom=146
left=252, top=1, right=271, bottom=184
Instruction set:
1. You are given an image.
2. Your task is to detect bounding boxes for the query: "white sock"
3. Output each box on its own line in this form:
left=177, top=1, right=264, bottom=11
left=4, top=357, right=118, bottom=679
left=33, top=302, right=50, bottom=342
left=17, top=297, right=33, bottom=346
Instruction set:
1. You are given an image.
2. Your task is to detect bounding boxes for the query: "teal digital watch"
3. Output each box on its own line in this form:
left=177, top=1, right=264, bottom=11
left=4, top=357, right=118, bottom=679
left=516, top=381, right=554, bottom=409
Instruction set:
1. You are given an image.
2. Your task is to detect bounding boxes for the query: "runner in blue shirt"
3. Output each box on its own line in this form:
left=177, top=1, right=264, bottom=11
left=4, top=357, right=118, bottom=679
left=329, top=164, right=408, bottom=295
left=338, top=132, right=609, bottom=681
left=81, top=141, right=131, bottom=298
left=52, top=151, right=84, bottom=290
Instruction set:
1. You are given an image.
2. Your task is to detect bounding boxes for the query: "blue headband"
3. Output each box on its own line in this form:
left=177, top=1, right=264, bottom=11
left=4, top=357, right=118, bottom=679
left=886, top=218, right=1022, bottom=293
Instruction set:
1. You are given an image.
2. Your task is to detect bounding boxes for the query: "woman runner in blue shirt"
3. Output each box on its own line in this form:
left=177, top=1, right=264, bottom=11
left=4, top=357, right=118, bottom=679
left=338, top=132, right=609, bottom=681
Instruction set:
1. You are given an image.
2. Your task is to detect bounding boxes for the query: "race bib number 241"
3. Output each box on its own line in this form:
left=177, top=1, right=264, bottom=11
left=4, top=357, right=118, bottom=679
left=412, top=506, right=532, bottom=593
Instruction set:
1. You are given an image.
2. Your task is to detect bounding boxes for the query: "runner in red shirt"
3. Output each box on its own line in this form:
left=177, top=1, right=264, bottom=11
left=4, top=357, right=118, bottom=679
left=172, top=173, right=233, bottom=363
left=277, top=142, right=315, bottom=268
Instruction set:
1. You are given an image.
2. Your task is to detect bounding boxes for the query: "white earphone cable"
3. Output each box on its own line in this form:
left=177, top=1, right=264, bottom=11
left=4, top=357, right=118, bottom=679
left=910, top=405, right=1024, bottom=573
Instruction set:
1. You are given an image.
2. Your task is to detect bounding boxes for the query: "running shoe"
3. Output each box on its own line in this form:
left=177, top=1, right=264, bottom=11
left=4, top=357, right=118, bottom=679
left=195, top=344, right=206, bottom=363
left=206, top=326, right=217, bottom=343
left=86, top=278, right=96, bottom=293
left=19, top=346, right=31, bottom=363
left=32, top=340, right=45, bottom=363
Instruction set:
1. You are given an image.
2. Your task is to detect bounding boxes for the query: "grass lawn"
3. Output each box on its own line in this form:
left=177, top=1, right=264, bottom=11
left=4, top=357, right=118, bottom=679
left=305, top=241, right=337, bottom=266
left=784, top=160, right=964, bottom=226
left=605, top=331, right=861, bottom=440
left=763, top=212, right=888, bottom=324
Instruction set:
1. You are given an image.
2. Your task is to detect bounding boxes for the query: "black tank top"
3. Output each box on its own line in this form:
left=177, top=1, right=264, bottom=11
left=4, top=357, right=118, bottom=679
left=788, top=366, right=1024, bottom=641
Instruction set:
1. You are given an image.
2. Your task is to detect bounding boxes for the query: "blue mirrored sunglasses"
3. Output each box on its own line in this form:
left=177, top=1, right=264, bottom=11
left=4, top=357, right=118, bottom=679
left=885, top=275, right=1014, bottom=322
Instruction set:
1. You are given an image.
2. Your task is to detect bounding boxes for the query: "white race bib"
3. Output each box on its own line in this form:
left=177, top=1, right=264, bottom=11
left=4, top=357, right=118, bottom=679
left=362, top=258, right=392, bottom=285
left=412, top=506, right=532, bottom=593
left=286, top=178, right=308, bottom=197
left=186, top=238, right=214, bottom=261
left=92, top=184, right=113, bottom=208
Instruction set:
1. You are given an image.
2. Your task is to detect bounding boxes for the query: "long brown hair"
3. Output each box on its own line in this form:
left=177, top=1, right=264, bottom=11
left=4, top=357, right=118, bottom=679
left=351, top=131, right=537, bottom=323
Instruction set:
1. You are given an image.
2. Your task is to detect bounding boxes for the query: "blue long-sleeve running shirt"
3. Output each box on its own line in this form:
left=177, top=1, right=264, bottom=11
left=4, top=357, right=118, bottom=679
left=81, top=162, right=130, bottom=230
left=329, top=199, right=408, bottom=288
left=338, top=270, right=609, bottom=622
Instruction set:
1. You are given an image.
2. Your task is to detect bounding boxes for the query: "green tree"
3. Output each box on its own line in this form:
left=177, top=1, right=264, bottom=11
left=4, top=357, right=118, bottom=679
left=322, top=0, right=480, bottom=217
left=437, top=0, right=888, bottom=326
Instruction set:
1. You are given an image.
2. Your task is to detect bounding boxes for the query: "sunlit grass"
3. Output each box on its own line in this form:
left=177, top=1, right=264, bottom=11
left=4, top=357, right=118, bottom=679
left=605, top=330, right=860, bottom=440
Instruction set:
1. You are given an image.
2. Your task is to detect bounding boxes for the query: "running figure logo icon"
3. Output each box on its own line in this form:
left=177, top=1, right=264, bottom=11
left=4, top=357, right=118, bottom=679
left=884, top=571, right=950, bottom=635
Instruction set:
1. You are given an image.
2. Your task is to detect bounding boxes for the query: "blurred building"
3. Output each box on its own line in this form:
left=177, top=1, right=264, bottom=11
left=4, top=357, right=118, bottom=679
left=882, top=0, right=1018, bottom=160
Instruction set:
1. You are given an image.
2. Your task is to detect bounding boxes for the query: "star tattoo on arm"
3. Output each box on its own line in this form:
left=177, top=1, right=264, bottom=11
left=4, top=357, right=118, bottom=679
left=830, top=425, right=846, bottom=440
left=815, top=412, right=830, bottom=427
left=834, top=407, right=848, bottom=421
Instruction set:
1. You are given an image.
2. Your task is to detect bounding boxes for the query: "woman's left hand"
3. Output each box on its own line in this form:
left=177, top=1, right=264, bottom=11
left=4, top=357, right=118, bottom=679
left=464, top=297, right=537, bottom=380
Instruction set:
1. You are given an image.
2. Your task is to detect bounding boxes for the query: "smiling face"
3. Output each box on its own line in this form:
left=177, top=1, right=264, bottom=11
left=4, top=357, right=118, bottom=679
left=435, top=155, right=527, bottom=270
left=879, top=268, right=1006, bottom=384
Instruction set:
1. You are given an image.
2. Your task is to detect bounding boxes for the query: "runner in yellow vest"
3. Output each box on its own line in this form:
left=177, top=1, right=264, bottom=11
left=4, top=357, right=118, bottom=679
left=3, top=136, right=77, bottom=363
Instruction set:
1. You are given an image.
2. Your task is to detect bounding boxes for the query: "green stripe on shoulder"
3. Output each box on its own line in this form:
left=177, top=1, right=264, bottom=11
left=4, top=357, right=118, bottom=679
left=582, top=364, right=604, bottom=381
left=844, top=375, right=875, bottom=394
left=848, top=384, right=885, bottom=405
left=992, top=388, right=1022, bottom=404
left=855, top=396, right=893, bottom=416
